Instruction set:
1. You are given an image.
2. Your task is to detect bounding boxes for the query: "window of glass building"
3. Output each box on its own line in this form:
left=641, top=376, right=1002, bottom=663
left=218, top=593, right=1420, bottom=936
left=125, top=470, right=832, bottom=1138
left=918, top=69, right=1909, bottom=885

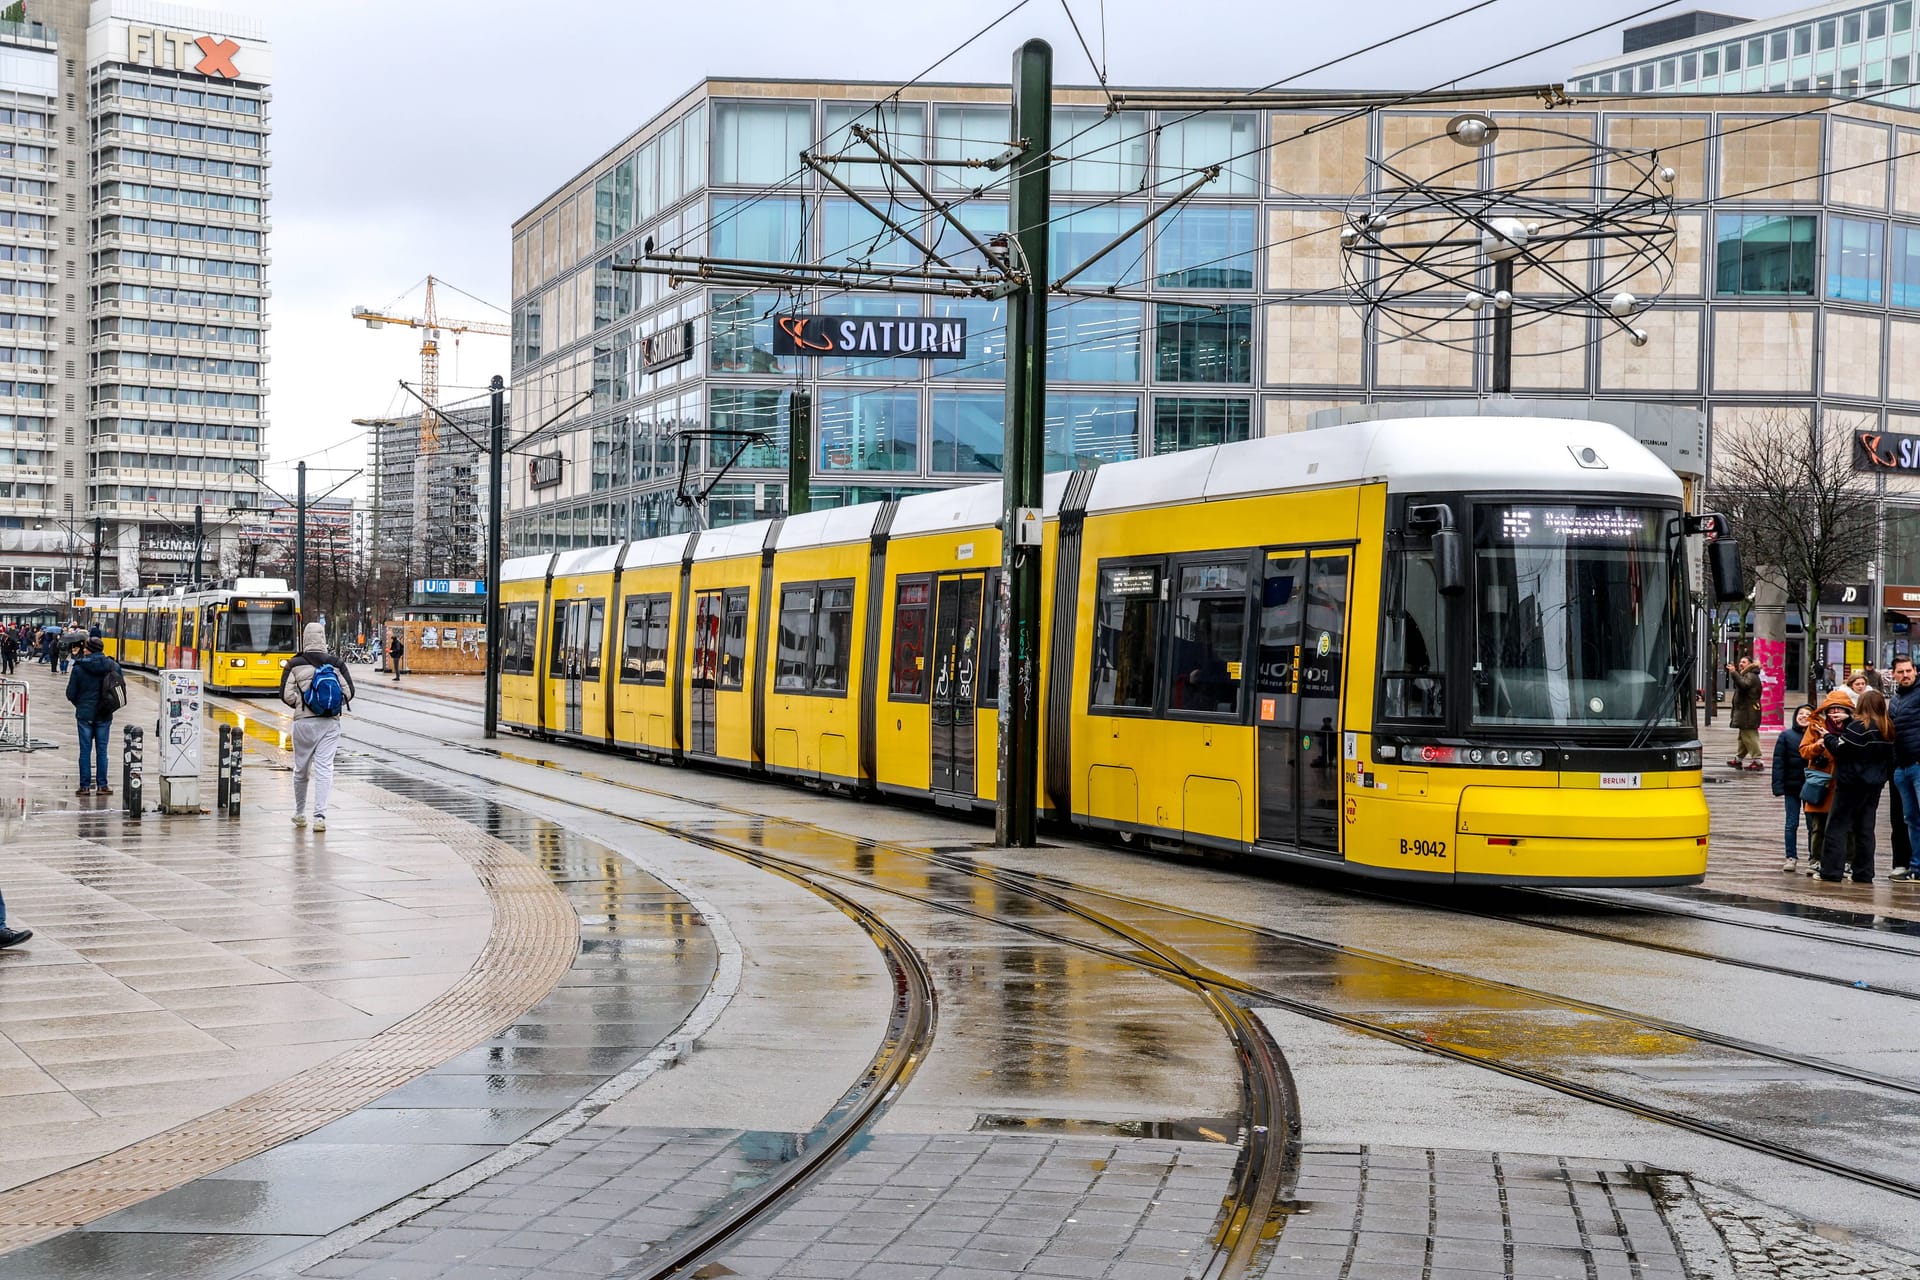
left=1845, top=12, right=1863, bottom=42
left=1890, top=225, right=1920, bottom=307
left=818, top=100, right=924, bottom=185
left=1898, top=1, right=1914, bottom=32
left=819, top=388, right=918, bottom=473
left=1703, top=49, right=1719, bottom=76
left=1051, top=108, right=1148, bottom=192
left=1819, top=18, right=1838, bottom=49
left=614, top=153, right=637, bottom=234
left=821, top=295, right=924, bottom=379
left=1156, top=206, right=1256, bottom=289
left=1598, top=72, right=1616, bottom=90
left=1842, top=66, right=1862, bottom=92
left=710, top=290, right=802, bottom=376
left=1051, top=203, right=1146, bottom=288
left=1155, top=303, right=1251, bottom=383
left=1872, top=6, right=1888, bottom=37
left=1895, top=54, right=1911, bottom=86
left=1715, top=213, right=1816, bottom=295
left=933, top=295, right=1007, bottom=381
left=1681, top=53, right=1697, bottom=81
left=712, top=101, right=811, bottom=186
left=821, top=198, right=926, bottom=267
left=709, top=386, right=791, bottom=469
left=1794, top=24, right=1812, bottom=55
left=930, top=390, right=1004, bottom=474
left=1045, top=393, right=1140, bottom=470
left=1152, top=397, right=1250, bottom=454
left=711, top=196, right=805, bottom=263
left=1659, top=59, right=1676, bottom=87
left=1640, top=64, right=1657, bottom=91
left=1048, top=300, right=1143, bottom=382
left=934, top=105, right=1012, bottom=190
left=1770, top=30, right=1789, bottom=60
left=1156, top=113, right=1258, bottom=195
left=927, top=200, right=1007, bottom=272
left=1725, top=41, right=1742, bottom=71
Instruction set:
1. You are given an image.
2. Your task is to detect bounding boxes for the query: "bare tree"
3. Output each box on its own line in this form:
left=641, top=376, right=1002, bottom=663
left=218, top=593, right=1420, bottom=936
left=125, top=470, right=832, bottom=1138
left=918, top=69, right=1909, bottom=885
left=1708, top=408, right=1880, bottom=685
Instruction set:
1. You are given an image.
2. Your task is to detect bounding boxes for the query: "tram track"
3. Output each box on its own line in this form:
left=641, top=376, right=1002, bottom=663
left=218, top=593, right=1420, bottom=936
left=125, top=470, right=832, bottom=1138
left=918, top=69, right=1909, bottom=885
left=202, top=683, right=1299, bottom=1278
left=211, top=688, right=1920, bottom=1208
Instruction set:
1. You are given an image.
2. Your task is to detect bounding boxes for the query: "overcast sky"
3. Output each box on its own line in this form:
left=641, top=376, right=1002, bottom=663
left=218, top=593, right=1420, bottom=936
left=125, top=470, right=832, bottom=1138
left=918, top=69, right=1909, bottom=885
left=254, top=0, right=1810, bottom=498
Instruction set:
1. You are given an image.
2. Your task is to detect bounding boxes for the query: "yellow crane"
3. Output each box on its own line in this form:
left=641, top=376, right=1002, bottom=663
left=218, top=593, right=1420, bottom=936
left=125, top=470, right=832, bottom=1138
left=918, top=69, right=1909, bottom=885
left=351, top=276, right=509, bottom=452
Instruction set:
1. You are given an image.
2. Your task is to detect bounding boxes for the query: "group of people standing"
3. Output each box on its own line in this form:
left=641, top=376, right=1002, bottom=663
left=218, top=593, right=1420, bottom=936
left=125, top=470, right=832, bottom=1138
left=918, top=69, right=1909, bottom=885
left=0, top=619, right=91, bottom=674
left=1756, top=656, right=1920, bottom=885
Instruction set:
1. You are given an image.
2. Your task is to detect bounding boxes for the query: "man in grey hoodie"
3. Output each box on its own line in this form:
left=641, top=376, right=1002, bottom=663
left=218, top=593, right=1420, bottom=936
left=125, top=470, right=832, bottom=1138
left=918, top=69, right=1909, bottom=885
left=278, top=622, right=354, bottom=832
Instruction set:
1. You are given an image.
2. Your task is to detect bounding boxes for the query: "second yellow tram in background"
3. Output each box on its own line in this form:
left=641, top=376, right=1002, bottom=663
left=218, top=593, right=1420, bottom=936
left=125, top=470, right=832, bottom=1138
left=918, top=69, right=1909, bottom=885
left=501, top=417, right=1709, bottom=887
left=89, top=578, right=300, bottom=694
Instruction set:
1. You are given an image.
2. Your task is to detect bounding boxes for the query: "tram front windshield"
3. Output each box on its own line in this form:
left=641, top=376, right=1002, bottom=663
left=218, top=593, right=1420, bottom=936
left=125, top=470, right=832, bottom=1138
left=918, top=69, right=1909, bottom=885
left=1471, top=503, right=1680, bottom=729
left=221, top=600, right=297, bottom=653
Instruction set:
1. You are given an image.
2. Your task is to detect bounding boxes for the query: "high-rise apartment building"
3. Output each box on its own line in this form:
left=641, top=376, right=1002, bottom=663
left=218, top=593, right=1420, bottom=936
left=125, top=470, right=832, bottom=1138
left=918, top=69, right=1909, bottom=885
left=0, top=0, right=268, bottom=620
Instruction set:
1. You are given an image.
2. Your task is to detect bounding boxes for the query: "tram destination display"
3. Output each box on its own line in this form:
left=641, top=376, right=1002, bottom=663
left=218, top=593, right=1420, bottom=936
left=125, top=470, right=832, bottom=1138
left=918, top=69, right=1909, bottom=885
left=1488, top=505, right=1660, bottom=545
left=771, top=314, right=968, bottom=359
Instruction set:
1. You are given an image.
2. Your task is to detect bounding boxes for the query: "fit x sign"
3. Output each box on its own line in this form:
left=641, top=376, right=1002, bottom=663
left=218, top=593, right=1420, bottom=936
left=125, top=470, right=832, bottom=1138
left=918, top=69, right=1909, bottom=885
left=128, top=26, right=243, bottom=78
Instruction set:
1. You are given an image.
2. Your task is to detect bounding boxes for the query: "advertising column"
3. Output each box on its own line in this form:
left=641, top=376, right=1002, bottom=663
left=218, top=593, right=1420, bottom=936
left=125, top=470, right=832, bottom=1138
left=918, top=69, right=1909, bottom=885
left=1752, top=569, right=1788, bottom=731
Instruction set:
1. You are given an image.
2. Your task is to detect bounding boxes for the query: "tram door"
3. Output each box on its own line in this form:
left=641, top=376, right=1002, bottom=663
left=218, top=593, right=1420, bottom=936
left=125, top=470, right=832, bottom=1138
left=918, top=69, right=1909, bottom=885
left=689, top=590, right=723, bottom=756
left=1256, top=551, right=1350, bottom=856
left=930, top=573, right=986, bottom=798
left=556, top=600, right=589, bottom=735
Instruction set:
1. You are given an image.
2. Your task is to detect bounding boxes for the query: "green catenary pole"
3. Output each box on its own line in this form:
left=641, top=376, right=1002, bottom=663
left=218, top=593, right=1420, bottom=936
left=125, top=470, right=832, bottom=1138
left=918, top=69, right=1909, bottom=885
left=996, top=38, right=1051, bottom=848
left=788, top=389, right=812, bottom=517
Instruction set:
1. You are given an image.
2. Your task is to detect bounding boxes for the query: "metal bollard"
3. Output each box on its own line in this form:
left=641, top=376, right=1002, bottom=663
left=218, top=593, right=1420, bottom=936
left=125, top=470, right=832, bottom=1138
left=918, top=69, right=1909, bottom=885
left=216, top=724, right=232, bottom=814
left=227, top=728, right=242, bottom=817
left=123, top=725, right=143, bottom=819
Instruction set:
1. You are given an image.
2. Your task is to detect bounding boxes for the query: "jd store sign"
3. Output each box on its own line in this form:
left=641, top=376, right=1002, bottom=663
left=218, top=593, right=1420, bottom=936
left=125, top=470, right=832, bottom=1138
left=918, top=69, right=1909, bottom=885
left=1819, top=582, right=1872, bottom=608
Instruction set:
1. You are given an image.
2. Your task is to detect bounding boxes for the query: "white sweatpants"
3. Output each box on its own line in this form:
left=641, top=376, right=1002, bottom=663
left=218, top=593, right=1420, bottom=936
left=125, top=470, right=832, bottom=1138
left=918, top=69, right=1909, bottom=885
left=291, top=717, right=342, bottom=818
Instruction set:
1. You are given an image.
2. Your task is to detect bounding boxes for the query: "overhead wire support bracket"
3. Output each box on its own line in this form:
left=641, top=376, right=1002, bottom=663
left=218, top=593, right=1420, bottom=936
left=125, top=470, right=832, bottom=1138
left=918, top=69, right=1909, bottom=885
left=1050, top=165, right=1220, bottom=292
left=618, top=252, right=1006, bottom=285
left=848, top=122, right=1010, bottom=271
left=802, top=150, right=966, bottom=274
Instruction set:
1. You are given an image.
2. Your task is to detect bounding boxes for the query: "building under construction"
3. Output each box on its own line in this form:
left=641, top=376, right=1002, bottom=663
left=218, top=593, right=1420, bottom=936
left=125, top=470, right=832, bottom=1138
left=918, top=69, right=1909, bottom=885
left=365, top=405, right=497, bottom=592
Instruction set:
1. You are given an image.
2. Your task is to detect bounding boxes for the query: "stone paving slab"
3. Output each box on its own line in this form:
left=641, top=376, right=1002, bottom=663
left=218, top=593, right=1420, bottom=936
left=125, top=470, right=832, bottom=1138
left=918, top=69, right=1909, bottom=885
left=253, top=1127, right=1239, bottom=1280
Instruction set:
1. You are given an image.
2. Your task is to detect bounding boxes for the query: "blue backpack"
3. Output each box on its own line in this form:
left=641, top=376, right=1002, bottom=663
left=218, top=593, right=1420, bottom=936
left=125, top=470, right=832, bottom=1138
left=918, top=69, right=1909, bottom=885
left=302, top=661, right=346, bottom=717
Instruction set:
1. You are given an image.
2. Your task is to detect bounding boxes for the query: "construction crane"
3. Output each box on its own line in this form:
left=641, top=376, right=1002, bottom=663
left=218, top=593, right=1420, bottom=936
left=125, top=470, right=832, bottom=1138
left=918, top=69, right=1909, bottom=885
left=351, top=276, right=509, bottom=453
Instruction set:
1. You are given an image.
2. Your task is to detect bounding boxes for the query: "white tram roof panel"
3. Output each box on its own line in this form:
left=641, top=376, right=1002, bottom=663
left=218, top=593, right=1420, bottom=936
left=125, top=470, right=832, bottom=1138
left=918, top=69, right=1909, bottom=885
left=620, top=537, right=688, bottom=571
left=501, top=553, right=554, bottom=584
left=693, top=519, right=774, bottom=563
left=1084, top=417, right=1681, bottom=516
left=552, top=544, right=623, bottom=577
left=776, top=503, right=880, bottom=552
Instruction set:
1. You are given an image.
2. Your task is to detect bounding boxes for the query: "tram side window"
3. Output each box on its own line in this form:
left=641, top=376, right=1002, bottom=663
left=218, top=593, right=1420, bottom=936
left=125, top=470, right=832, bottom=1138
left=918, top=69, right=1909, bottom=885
left=891, top=579, right=931, bottom=699
left=499, top=606, right=520, bottom=674
left=1381, top=542, right=1447, bottom=722
left=1168, top=561, right=1250, bottom=717
left=550, top=605, right=574, bottom=677
left=813, top=586, right=855, bottom=693
left=583, top=601, right=606, bottom=680
left=720, top=589, right=749, bottom=690
left=507, top=604, right=539, bottom=675
left=775, top=585, right=814, bottom=692
left=982, top=569, right=1003, bottom=707
left=1091, top=563, right=1161, bottom=711
left=621, top=594, right=671, bottom=683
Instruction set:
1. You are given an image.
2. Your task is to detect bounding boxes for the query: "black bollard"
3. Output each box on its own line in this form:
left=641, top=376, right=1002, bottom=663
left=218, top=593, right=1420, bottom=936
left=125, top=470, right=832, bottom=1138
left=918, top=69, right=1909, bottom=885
left=228, top=728, right=242, bottom=818
left=123, top=725, right=143, bottom=819
left=216, top=724, right=232, bottom=814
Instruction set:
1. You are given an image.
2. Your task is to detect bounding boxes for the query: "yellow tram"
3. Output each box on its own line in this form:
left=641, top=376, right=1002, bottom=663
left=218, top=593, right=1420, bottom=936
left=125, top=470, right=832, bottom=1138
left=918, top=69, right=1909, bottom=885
left=90, top=578, right=300, bottom=694
left=501, top=417, right=1715, bottom=886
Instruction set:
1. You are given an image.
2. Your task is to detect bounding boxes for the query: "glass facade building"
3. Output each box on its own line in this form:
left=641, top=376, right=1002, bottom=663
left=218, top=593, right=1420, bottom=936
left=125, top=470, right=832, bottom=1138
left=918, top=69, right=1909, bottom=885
left=0, top=0, right=269, bottom=617
left=507, top=76, right=1920, bottom=563
left=1572, top=2, right=1919, bottom=102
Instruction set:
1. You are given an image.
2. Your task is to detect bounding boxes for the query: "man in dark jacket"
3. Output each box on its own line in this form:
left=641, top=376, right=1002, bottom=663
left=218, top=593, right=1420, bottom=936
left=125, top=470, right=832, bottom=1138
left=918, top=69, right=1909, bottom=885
left=0, top=627, right=16, bottom=675
left=1726, top=656, right=1764, bottom=770
left=64, top=638, right=120, bottom=796
left=1890, top=656, right=1920, bottom=881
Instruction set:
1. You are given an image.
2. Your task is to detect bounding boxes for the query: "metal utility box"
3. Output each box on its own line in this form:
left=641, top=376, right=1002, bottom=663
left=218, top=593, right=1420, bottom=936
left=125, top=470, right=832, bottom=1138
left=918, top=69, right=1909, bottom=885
left=157, top=669, right=204, bottom=813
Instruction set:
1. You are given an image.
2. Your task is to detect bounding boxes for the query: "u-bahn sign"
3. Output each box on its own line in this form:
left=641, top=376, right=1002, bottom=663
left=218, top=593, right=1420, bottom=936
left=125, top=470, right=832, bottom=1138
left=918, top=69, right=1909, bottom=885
left=1854, top=429, right=1920, bottom=473
left=770, top=315, right=968, bottom=359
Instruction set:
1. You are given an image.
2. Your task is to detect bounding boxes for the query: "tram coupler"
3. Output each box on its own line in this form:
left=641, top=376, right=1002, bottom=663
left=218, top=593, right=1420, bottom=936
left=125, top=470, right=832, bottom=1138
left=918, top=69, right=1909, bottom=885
left=216, top=724, right=232, bottom=814
left=122, top=726, right=143, bottom=819
left=227, top=729, right=242, bottom=817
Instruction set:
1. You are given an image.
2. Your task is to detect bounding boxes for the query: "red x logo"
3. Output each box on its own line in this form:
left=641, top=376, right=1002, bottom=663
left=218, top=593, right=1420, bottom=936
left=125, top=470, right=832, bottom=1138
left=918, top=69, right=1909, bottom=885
left=194, top=35, right=240, bottom=78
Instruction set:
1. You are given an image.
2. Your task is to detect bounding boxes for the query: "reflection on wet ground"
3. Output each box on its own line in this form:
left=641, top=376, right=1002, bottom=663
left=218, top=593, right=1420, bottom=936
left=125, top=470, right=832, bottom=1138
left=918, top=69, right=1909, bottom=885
left=0, top=761, right=718, bottom=1279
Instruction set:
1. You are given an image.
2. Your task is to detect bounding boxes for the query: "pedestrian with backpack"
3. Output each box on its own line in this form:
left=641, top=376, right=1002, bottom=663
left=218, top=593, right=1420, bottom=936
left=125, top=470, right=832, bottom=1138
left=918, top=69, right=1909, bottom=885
left=65, top=637, right=124, bottom=796
left=280, top=622, right=354, bottom=832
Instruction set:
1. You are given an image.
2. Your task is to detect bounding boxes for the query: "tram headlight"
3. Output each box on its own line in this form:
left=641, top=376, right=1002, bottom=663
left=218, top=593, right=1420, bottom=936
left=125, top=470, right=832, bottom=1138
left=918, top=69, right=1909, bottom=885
left=1515, top=749, right=1544, bottom=767
left=1674, top=748, right=1700, bottom=768
left=279, top=659, right=288, bottom=668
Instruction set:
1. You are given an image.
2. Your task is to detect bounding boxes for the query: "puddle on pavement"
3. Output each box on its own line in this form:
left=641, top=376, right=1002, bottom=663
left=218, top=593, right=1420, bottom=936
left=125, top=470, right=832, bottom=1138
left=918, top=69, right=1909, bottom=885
left=973, top=1113, right=1238, bottom=1143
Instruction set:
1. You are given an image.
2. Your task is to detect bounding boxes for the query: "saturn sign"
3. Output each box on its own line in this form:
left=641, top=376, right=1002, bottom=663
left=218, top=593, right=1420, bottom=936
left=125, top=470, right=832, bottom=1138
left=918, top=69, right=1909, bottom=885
left=770, top=314, right=968, bottom=359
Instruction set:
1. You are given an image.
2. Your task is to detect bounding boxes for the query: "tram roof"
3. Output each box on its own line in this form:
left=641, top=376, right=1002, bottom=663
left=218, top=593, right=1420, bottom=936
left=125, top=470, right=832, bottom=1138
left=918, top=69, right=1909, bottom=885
left=511, top=416, right=1680, bottom=577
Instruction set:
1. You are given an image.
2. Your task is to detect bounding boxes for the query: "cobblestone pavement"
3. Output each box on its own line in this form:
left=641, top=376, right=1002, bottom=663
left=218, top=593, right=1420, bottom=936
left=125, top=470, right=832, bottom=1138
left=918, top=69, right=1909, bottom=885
left=257, top=1129, right=1238, bottom=1280
left=1680, top=1179, right=1920, bottom=1279
left=1265, top=1146, right=1685, bottom=1280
